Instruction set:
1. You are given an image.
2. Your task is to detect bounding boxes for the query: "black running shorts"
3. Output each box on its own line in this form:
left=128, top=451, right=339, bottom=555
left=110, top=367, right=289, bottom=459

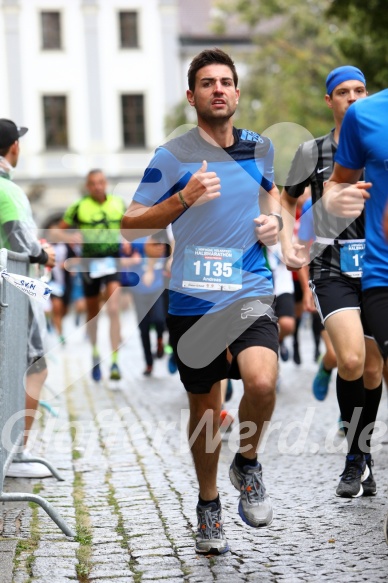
left=274, top=292, right=295, bottom=319
left=309, top=276, right=372, bottom=337
left=82, top=272, right=121, bottom=298
left=363, top=287, right=388, bottom=362
left=167, top=297, right=279, bottom=394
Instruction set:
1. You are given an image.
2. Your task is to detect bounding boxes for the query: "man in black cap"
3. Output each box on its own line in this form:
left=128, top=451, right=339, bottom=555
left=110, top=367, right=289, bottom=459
left=0, top=118, right=28, bottom=148
left=0, top=118, right=56, bottom=478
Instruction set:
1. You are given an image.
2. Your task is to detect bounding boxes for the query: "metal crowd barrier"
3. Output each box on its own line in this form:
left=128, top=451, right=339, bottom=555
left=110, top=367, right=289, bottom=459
left=0, top=248, right=75, bottom=537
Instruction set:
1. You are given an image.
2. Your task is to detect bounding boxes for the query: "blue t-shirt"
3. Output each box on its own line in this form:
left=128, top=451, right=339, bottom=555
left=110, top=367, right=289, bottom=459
left=335, top=89, right=388, bottom=290
left=298, top=198, right=315, bottom=242
left=120, top=240, right=164, bottom=293
left=131, top=240, right=165, bottom=295
left=133, top=127, right=275, bottom=315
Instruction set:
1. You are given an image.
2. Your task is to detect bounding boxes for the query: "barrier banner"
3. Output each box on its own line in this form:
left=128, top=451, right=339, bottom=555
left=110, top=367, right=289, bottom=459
left=0, top=270, right=52, bottom=303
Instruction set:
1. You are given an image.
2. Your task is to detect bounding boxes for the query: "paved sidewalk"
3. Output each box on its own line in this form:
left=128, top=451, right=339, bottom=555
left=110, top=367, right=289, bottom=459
left=1, top=308, right=388, bottom=582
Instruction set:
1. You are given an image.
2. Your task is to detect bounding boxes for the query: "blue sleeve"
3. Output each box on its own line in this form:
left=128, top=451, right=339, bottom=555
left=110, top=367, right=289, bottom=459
left=298, top=200, right=315, bottom=242
left=131, top=241, right=145, bottom=255
left=133, top=147, right=184, bottom=207
left=335, top=105, right=365, bottom=170
left=262, top=140, right=274, bottom=192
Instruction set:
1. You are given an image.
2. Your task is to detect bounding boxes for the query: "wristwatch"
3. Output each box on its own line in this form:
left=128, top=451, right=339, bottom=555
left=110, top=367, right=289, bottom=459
left=268, top=212, right=283, bottom=232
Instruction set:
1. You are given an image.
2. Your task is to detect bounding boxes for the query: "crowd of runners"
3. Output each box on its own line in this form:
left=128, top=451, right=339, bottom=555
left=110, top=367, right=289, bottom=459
left=1, top=47, right=388, bottom=554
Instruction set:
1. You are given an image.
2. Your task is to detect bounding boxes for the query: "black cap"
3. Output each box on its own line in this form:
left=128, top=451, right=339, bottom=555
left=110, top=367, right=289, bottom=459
left=0, top=119, right=28, bottom=149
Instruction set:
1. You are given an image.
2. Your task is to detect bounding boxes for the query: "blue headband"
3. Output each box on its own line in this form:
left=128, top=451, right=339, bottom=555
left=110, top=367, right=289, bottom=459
left=326, top=66, right=366, bottom=95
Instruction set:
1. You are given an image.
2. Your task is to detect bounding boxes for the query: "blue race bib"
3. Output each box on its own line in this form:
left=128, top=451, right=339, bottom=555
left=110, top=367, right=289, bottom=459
left=340, top=242, right=365, bottom=278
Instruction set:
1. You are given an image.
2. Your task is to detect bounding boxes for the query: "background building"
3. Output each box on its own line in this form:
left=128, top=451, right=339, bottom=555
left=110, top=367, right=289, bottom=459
left=0, top=0, right=257, bottom=225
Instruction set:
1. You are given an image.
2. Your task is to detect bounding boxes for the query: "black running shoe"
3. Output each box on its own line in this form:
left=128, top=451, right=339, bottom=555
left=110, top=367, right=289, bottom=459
left=363, top=454, right=377, bottom=496
left=293, top=341, right=301, bottom=365
left=336, top=454, right=369, bottom=498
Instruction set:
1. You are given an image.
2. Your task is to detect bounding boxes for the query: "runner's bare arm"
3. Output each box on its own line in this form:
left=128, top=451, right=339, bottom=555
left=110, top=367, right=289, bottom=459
left=121, top=160, right=221, bottom=242
left=258, top=183, right=281, bottom=215
left=49, top=219, right=83, bottom=245
left=254, top=183, right=282, bottom=246
left=279, top=188, right=307, bottom=270
left=323, top=163, right=371, bottom=218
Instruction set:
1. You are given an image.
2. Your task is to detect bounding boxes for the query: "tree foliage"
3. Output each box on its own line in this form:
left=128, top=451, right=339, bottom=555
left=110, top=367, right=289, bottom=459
left=166, top=1, right=387, bottom=140
left=328, top=0, right=388, bottom=32
left=213, top=0, right=346, bottom=137
left=328, top=0, right=388, bottom=89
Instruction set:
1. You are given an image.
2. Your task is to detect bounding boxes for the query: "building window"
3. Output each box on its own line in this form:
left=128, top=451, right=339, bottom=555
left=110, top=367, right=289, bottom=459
left=41, top=11, right=62, bottom=50
left=119, top=11, right=138, bottom=48
left=43, top=96, right=68, bottom=149
left=121, top=95, right=145, bottom=147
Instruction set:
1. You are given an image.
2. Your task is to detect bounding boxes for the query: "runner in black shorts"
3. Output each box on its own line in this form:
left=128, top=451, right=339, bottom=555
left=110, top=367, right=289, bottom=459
left=168, top=297, right=278, bottom=393
left=281, top=66, right=384, bottom=499
left=321, top=72, right=388, bottom=543
left=122, top=49, right=282, bottom=554
left=58, top=169, right=125, bottom=382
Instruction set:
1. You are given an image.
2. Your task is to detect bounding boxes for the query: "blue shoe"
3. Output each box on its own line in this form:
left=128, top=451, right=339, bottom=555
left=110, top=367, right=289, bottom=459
left=312, top=360, right=331, bottom=401
left=279, top=341, right=289, bottom=362
left=92, top=357, right=101, bottom=382
left=168, top=353, right=178, bottom=374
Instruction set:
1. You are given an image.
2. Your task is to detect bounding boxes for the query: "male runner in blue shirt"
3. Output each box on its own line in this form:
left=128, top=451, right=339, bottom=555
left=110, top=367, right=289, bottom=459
left=323, top=84, right=388, bottom=542
left=324, top=89, right=388, bottom=379
left=122, top=48, right=282, bottom=554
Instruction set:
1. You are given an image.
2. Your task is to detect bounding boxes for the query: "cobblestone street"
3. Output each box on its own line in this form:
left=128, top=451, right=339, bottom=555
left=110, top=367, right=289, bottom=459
left=1, top=307, right=388, bottom=582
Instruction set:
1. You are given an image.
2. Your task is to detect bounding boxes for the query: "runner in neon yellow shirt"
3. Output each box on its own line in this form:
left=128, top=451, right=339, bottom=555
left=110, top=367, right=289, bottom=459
left=59, top=169, right=125, bottom=382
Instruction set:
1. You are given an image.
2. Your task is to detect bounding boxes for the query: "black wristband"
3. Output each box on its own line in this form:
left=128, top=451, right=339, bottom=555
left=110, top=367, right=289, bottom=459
left=268, top=212, right=283, bottom=232
left=29, top=248, right=49, bottom=264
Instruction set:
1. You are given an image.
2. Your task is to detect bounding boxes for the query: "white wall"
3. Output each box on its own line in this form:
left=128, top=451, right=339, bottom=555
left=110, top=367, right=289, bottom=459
left=0, top=0, right=181, bottom=184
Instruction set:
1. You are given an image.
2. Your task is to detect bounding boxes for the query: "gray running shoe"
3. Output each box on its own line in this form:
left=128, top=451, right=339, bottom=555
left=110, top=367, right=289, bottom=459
left=195, top=501, right=229, bottom=555
left=229, top=457, right=273, bottom=527
left=336, top=454, right=369, bottom=498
